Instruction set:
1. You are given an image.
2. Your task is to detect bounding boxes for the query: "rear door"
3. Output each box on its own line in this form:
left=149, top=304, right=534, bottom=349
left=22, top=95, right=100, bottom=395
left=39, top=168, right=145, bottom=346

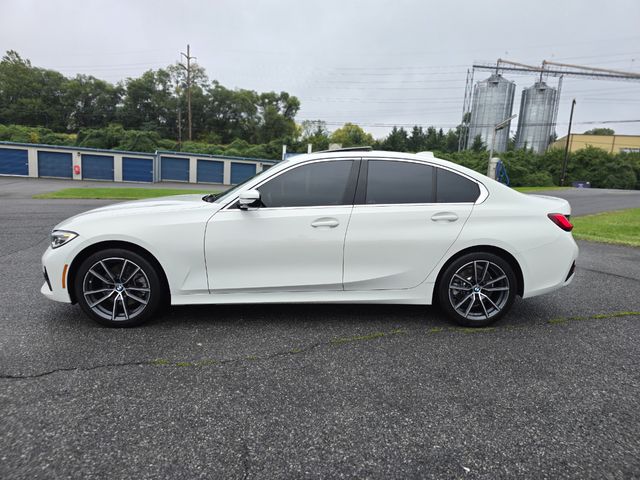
left=343, top=159, right=479, bottom=291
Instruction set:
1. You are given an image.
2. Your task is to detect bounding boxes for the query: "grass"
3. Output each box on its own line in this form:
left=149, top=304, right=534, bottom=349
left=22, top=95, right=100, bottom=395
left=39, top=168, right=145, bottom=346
left=572, top=208, right=640, bottom=247
left=33, top=187, right=217, bottom=200
left=514, top=186, right=572, bottom=193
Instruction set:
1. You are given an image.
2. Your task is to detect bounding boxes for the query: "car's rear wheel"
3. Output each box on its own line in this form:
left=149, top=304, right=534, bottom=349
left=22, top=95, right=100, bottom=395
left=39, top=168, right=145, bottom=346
left=74, top=248, right=163, bottom=327
left=437, top=252, right=517, bottom=327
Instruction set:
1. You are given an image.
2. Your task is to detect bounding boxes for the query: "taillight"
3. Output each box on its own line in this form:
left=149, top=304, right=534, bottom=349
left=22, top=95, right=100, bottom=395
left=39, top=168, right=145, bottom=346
left=548, top=213, right=573, bottom=232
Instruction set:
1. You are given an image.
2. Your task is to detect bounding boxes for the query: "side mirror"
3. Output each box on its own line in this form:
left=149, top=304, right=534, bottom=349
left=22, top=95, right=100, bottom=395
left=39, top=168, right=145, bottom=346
left=238, top=189, right=261, bottom=210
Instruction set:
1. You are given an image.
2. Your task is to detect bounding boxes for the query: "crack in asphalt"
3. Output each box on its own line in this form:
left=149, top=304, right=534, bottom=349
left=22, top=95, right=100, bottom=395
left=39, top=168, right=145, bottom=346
left=579, top=266, right=640, bottom=283
left=1, top=311, right=638, bottom=381
left=0, top=360, right=152, bottom=380
left=0, top=340, right=327, bottom=381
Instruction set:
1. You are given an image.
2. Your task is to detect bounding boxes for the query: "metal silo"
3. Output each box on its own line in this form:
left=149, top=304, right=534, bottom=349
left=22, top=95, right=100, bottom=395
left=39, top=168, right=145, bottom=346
left=467, top=74, right=516, bottom=153
left=515, top=81, right=558, bottom=153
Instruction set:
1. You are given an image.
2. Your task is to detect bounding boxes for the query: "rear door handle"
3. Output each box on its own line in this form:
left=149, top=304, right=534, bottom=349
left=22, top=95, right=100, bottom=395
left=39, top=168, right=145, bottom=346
left=311, top=217, right=340, bottom=228
left=431, top=212, right=458, bottom=222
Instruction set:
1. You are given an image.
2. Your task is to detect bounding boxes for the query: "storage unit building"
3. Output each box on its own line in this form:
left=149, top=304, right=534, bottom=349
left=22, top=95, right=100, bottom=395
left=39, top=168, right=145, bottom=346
left=160, top=156, right=189, bottom=182
left=196, top=159, right=224, bottom=184
left=37, top=151, right=73, bottom=178
left=82, top=154, right=114, bottom=181
left=123, top=157, right=154, bottom=182
left=0, top=147, right=28, bottom=176
left=230, top=162, right=256, bottom=184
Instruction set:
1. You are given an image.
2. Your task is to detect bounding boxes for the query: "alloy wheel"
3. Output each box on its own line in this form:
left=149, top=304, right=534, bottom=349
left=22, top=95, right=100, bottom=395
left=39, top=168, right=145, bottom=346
left=447, top=260, right=510, bottom=321
left=82, top=257, right=151, bottom=322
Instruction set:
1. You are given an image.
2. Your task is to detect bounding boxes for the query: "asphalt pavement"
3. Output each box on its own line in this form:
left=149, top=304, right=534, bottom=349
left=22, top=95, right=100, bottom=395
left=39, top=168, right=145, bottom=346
left=1, top=178, right=639, bottom=479
left=524, top=187, right=640, bottom=216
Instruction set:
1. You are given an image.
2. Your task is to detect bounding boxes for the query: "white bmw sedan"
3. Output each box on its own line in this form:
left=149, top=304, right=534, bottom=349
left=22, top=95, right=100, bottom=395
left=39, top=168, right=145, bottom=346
left=41, top=149, right=578, bottom=328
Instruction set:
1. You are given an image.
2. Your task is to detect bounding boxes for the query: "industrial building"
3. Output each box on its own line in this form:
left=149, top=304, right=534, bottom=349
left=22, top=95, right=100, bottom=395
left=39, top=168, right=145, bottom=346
left=461, top=59, right=640, bottom=155
left=549, top=134, right=640, bottom=154
left=514, top=81, right=558, bottom=153
left=467, top=74, right=516, bottom=153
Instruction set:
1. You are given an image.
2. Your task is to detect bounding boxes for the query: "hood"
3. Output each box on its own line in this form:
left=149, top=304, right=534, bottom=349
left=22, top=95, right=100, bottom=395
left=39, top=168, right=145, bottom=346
left=55, top=194, right=220, bottom=230
left=82, top=194, right=208, bottom=213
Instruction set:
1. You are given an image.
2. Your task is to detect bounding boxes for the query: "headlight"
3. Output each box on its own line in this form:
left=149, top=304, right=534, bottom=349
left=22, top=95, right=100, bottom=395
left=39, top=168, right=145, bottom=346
left=50, top=230, right=78, bottom=249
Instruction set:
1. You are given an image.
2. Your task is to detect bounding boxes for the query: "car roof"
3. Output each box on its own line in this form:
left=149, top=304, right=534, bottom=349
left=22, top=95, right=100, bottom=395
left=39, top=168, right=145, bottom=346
left=285, top=150, right=487, bottom=183
left=286, top=149, right=436, bottom=163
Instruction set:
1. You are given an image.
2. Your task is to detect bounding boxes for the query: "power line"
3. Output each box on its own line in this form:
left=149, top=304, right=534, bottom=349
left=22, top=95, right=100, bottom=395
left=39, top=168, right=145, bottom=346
left=298, top=119, right=640, bottom=129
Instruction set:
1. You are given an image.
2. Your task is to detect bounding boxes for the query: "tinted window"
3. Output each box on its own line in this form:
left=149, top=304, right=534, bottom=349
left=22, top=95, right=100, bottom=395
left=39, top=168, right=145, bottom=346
left=365, top=160, right=434, bottom=204
left=258, top=160, right=354, bottom=207
left=436, top=168, right=480, bottom=203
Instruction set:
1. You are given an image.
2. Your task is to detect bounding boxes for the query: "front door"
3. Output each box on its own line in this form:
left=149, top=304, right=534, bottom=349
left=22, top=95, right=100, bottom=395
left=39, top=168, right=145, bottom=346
left=205, top=159, right=359, bottom=292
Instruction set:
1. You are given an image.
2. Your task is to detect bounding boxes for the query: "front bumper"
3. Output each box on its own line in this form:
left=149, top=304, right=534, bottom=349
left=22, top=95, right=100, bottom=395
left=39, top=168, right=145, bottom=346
left=41, top=246, right=73, bottom=303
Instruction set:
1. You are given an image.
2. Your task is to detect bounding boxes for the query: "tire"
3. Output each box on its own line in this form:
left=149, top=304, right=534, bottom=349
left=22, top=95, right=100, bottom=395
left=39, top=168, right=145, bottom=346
left=437, top=252, right=517, bottom=327
left=74, top=248, right=164, bottom=327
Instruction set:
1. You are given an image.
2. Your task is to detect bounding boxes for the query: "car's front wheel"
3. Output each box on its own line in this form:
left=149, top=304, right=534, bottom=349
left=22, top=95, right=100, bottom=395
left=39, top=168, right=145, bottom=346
left=74, top=248, right=164, bottom=327
left=437, top=252, right=517, bottom=327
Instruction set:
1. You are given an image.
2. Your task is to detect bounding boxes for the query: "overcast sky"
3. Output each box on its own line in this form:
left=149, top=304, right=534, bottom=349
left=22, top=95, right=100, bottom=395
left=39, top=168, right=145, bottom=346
left=1, top=0, right=639, bottom=138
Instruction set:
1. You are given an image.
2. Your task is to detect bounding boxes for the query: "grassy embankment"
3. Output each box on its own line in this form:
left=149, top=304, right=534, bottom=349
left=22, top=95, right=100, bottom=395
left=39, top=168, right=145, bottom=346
left=33, top=187, right=217, bottom=200
left=571, top=208, right=640, bottom=248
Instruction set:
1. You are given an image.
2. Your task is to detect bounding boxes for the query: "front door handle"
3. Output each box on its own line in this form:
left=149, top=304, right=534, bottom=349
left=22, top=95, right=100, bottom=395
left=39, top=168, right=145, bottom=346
left=311, top=217, right=340, bottom=228
left=431, top=212, right=458, bottom=222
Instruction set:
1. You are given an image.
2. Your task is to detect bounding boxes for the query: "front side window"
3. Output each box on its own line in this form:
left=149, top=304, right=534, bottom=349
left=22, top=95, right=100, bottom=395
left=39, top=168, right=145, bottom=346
left=365, top=160, right=434, bottom=204
left=436, top=168, right=480, bottom=203
left=258, top=160, right=355, bottom=208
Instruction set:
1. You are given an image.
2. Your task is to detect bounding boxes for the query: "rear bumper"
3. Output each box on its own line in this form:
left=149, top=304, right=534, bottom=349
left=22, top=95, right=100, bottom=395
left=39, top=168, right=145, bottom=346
left=519, top=233, right=579, bottom=299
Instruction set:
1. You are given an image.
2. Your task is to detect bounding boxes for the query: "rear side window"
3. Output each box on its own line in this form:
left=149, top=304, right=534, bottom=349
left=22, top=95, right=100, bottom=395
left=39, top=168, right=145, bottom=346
left=365, top=160, right=434, bottom=204
left=258, top=160, right=354, bottom=207
left=436, top=168, right=480, bottom=203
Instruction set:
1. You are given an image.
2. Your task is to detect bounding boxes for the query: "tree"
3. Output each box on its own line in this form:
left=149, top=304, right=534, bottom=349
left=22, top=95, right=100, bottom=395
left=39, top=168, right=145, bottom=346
left=0, top=50, right=71, bottom=131
left=407, top=126, right=426, bottom=152
left=584, top=128, right=614, bottom=136
left=444, top=129, right=459, bottom=153
left=471, top=134, right=485, bottom=152
left=329, top=123, right=374, bottom=147
left=204, top=82, right=258, bottom=143
left=424, top=126, right=441, bottom=151
left=255, top=91, right=300, bottom=144
left=65, top=75, right=122, bottom=130
left=380, top=126, right=408, bottom=151
left=118, top=69, right=176, bottom=137
left=299, top=120, right=330, bottom=151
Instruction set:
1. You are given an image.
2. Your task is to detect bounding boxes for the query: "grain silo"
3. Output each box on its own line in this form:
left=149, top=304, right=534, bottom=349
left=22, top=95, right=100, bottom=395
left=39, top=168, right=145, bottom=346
left=515, top=81, right=558, bottom=153
left=467, top=74, right=516, bottom=153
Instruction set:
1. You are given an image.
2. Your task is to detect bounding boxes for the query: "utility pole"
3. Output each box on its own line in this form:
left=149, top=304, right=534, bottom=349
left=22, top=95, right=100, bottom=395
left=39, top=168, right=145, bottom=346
left=180, top=44, right=196, bottom=141
left=487, top=114, right=517, bottom=178
left=560, top=99, right=576, bottom=186
left=177, top=106, right=182, bottom=149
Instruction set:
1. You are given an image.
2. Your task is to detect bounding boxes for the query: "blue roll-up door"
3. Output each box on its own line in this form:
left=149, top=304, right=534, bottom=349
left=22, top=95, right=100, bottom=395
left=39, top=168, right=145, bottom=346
left=38, top=151, right=72, bottom=178
left=123, top=157, right=153, bottom=182
left=82, top=154, right=114, bottom=181
left=161, top=156, right=189, bottom=182
left=230, top=162, right=256, bottom=184
left=197, top=159, right=224, bottom=183
left=0, top=148, right=28, bottom=176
